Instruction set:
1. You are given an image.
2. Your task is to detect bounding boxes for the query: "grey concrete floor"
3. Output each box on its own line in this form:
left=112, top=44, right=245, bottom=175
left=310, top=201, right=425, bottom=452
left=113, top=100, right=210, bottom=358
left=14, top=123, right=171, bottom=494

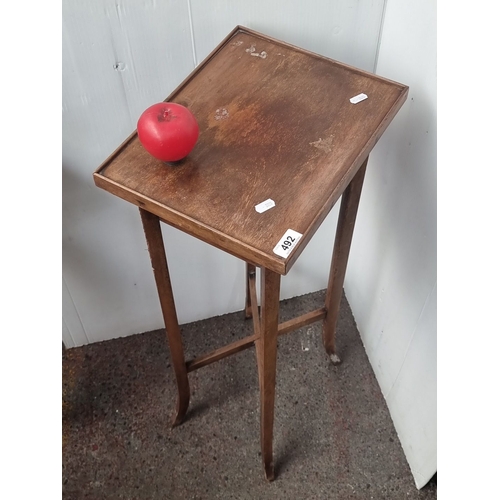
left=62, top=289, right=437, bottom=499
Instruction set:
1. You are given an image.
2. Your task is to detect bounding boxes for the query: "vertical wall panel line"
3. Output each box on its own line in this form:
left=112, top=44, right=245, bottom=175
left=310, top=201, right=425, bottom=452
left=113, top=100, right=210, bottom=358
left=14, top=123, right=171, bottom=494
left=373, top=0, right=388, bottom=73
left=186, top=0, right=198, bottom=66
left=63, top=316, right=76, bottom=349
left=385, top=279, right=437, bottom=401
left=63, top=275, right=90, bottom=345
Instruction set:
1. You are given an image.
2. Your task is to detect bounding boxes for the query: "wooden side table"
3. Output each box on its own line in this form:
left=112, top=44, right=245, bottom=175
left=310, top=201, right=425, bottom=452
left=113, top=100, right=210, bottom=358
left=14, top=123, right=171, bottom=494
left=94, top=26, right=408, bottom=481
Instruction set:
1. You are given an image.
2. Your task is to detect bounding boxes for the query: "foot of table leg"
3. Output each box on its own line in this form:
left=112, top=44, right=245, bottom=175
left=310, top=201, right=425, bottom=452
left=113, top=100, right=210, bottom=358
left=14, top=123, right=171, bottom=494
left=139, top=208, right=191, bottom=428
left=264, top=462, right=275, bottom=481
left=244, top=263, right=256, bottom=319
left=257, top=268, right=280, bottom=481
left=172, top=395, right=190, bottom=427
left=329, top=353, right=342, bottom=365
left=323, top=159, right=367, bottom=362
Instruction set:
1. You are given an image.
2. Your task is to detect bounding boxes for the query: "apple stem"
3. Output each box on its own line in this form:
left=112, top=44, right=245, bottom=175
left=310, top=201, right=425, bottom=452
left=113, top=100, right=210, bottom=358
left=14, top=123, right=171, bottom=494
left=157, top=108, right=173, bottom=122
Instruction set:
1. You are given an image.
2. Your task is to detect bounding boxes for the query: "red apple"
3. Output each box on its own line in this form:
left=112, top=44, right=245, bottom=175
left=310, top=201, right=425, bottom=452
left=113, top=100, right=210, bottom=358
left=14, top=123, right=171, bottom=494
left=137, top=102, right=199, bottom=162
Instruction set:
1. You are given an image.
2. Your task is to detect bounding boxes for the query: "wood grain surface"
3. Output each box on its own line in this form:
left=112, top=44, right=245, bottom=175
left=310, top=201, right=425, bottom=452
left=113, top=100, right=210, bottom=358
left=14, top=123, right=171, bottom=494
left=95, top=26, right=408, bottom=275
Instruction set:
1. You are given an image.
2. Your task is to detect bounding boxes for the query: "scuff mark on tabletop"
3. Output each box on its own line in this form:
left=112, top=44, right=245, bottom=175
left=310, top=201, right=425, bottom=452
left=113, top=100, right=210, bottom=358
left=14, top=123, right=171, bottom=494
left=214, top=108, right=229, bottom=121
left=310, top=135, right=334, bottom=153
left=246, top=45, right=267, bottom=59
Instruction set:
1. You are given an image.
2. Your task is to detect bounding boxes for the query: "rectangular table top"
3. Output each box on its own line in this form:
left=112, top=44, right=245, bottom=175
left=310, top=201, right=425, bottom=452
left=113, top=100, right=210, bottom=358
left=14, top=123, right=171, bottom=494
left=94, top=26, right=408, bottom=275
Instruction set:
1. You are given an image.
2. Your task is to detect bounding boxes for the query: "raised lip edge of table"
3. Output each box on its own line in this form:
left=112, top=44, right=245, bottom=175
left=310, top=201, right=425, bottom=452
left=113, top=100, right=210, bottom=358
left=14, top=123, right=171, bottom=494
left=93, top=25, right=409, bottom=275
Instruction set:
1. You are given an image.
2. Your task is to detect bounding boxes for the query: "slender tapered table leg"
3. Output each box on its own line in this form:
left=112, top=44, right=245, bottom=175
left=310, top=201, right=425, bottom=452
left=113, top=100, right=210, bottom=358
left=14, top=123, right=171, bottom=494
left=139, top=208, right=190, bottom=427
left=257, top=267, right=281, bottom=481
left=244, top=263, right=256, bottom=319
left=323, top=158, right=368, bottom=365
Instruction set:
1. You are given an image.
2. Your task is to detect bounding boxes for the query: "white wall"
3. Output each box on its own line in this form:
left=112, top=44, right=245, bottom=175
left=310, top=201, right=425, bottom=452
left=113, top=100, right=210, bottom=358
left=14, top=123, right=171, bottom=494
left=62, top=0, right=385, bottom=346
left=62, top=0, right=435, bottom=488
left=344, top=0, right=436, bottom=488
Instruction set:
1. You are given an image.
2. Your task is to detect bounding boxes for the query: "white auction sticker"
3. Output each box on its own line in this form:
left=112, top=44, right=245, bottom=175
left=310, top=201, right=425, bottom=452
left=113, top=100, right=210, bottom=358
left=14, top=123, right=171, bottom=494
left=255, top=198, right=275, bottom=213
left=273, top=229, right=302, bottom=258
left=350, top=93, right=368, bottom=104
